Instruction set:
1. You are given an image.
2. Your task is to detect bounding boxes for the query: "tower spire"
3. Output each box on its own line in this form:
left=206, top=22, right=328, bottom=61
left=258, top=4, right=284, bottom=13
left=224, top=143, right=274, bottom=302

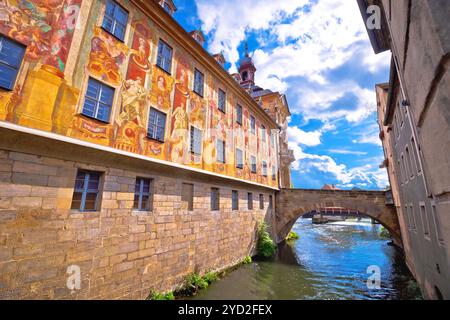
left=245, top=41, right=249, bottom=57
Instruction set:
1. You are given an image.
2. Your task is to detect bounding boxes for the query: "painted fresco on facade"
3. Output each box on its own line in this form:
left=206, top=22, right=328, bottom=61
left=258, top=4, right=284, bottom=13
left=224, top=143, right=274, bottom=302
left=126, top=21, right=152, bottom=85
left=0, top=0, right=278, bottom=188
left=88, top=26, right=129, bottom=86
left=0, top=0, right=82, bottom=70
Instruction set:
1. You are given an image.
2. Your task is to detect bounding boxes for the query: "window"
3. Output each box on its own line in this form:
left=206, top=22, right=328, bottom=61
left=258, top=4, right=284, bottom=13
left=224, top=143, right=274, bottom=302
left=82, top=78, right=114, bottom=123
left=216, top=139, right=225, bottom=163
left=236, top=148, right=243, bottom=169
left=182, top=183, right=194, bottom=211
left=269, top=195, right=273, bottom=210
left=211, top=188, right=219, bottom=211
left=419, top=203, right=430, bottom=238
left=218, top=89, right=226, bottom=112
left=401, top=154, right=408, bottom=183
left=250, top=115, right=256, bottom=134
left=190, top=126, right=202, bottom=155
left=411, top=137, right=422, bottom=174
left=261, top=125, right=266, bottom=142
left=262, top=161, right=267, bottom=177
left=102, top=0, right=128, bottom=41
left=272, top=166, right=276, bottom=180
left=409, top=204, right=417, bottom=231
left=156, top=39, right=173, bottom=73
left=71, top=170, right=102, bottom=212
left=0, top=35, right=25, bottom=90
left=236, top=104, right=243, bottom=124
left=251, top=156, right=257, bottom=173
left=431, top=204, right=445, bottom=246
left=193, top=69, right=204, bottom=96
left=134, top=178, right=153, bottom=211
left=148, top=108, right=166, bottom=142
left=247, top=193, right=253, bottom=210
left=259, top=194, right=264, bottom=210
left=397, top=160, right=404, bottom=185
left=406, top=146, right=414, bottom=179
left=232, top=190, right=239, bottom=211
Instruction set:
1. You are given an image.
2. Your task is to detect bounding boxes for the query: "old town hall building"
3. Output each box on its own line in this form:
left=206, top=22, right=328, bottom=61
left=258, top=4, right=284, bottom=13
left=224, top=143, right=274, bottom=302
left=0, top=0, right=293, bottom=299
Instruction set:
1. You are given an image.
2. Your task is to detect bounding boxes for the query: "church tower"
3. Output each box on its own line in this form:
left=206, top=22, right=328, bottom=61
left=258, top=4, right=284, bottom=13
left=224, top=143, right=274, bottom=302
left=238, top=43, right=256, bottom=89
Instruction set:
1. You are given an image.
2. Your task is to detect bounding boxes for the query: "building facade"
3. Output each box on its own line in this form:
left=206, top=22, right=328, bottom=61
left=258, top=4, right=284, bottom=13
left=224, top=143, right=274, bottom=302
left=0, top=0, right=291, bottom=299
left=359, top=0, right=450, bottom=299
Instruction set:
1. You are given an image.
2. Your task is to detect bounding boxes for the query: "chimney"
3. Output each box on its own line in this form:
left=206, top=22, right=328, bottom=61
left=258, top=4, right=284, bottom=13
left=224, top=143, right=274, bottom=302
left=189, top=30, right=205, bottom=47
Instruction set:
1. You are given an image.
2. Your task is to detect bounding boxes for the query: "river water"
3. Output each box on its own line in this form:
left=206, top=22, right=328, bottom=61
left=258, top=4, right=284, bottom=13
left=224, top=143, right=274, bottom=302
left=191, top=219, right=422, bottom=300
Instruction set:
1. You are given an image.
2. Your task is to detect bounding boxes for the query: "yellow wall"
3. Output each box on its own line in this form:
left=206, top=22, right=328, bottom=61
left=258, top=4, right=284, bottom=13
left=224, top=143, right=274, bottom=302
left=0, top=0, right=278, bottom=188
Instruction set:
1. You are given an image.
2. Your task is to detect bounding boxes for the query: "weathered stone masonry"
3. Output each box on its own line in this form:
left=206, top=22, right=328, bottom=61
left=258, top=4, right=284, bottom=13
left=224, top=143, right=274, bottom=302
left=0, top=140, right=273, bottom=299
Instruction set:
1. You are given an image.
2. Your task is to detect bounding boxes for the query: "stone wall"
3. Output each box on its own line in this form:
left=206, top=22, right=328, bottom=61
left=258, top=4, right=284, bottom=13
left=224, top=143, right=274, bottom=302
left=0, top=148, right=273, bottom=299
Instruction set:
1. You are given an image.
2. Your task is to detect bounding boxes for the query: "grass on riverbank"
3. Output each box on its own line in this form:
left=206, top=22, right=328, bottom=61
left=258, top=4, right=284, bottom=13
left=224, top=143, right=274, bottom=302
left=148, top=255, right=255, bottom=300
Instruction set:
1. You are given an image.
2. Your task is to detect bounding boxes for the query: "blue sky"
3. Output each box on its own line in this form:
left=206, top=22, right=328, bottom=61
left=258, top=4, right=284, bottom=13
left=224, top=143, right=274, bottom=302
left=173, top=0, right=392, bottom=190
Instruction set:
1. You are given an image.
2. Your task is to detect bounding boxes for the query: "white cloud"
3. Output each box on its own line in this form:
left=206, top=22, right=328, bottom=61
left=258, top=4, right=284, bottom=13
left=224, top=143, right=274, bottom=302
left=287, top=121, right=337, bottom=147
left=328, top=149, right=368, bottom=156
left=352, top=122, right=382, bottom=146
left=288, top=126, right=322, bottom=147
left=195, top=0, right=305, bottom=70
left=293, top=81, right=376, bottom=122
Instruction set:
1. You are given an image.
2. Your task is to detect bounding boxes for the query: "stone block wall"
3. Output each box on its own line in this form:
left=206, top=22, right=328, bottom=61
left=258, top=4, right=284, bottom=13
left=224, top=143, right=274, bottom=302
left=0, top=149, right=273, bottom=299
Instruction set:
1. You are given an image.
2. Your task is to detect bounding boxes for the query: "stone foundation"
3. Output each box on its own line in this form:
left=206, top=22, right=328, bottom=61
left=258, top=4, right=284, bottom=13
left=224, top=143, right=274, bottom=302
left=0, top=148, right=273, bottom=299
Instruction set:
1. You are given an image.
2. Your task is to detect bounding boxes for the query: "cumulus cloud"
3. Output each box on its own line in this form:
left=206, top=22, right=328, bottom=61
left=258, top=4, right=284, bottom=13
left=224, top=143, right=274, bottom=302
left=293, top=81, right=376, bottom=122
left=289, top=140, right=388, bottom=189
left=195, top=0, right=305, bottom=71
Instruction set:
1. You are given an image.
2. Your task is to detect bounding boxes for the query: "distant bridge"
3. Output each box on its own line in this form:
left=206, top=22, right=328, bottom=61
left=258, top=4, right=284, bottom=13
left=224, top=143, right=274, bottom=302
left=274, top=189, right=401, bottom=247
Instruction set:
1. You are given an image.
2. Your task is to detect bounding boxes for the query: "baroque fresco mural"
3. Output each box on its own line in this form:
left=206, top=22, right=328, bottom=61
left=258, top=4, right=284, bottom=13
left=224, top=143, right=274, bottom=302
left=0, top=0, right=278, bottom=188
left=0, top=0, right=82, bottom=71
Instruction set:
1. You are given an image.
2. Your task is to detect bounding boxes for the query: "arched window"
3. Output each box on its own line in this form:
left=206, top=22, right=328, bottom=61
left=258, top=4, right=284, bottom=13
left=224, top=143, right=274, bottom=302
left=242, top=71, right=248, bottom=81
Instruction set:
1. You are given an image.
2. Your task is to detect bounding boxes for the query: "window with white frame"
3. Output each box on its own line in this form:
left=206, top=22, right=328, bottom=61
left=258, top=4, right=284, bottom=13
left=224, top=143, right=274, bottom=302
left=82, top=78, right=114, bottom=123
left=102, top=0, right=128, bottom=41
left=190, top=126, right=202, bottom=155
left=156, top=39, right=173, bottom=73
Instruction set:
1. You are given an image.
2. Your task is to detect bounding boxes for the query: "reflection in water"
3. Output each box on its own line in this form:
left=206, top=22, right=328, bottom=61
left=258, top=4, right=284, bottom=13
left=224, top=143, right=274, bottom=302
left=191, top=219, right=421, bottom=300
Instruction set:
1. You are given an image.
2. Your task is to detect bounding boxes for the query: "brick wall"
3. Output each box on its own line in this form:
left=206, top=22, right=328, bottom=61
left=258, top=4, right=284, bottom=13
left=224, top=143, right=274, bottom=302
left=0, top=149, right=273, bottom=299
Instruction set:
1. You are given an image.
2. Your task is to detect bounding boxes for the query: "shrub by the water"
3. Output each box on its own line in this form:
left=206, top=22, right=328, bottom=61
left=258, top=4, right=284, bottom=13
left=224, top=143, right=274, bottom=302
left=257, top=222, right=277, bottom=258
left=149, top=291, right=174, bottom=300
left=379, top=226, right=391, bottom=238
left=286, top=231, right=300, bottom=241
left=242, top=255, right=252, bottom=264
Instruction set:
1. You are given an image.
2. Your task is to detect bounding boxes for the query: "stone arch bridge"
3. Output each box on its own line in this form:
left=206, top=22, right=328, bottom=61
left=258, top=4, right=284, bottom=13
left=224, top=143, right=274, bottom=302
left=274, top=189, right=402, bottom=247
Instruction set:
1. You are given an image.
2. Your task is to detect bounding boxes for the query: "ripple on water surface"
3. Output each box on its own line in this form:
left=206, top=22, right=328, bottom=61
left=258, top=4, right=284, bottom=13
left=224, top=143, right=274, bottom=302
left=191, top=219, right=422, bottom=300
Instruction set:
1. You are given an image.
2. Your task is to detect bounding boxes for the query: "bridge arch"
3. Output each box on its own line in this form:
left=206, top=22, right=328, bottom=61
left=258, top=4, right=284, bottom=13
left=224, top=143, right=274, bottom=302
left=275, top=189, right=402, bottom=247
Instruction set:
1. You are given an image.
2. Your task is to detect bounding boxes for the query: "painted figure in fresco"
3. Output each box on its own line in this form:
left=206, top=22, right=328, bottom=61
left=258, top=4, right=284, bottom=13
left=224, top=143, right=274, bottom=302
left=88, top=27, right=128, bottom=85
left=189, top=94, right=206, bottom=129
left=114, top=78, right=148, bottom=154
left=126, top=21, right=151, bottom=84
left=149, top=69, right=173, bottom=112
left=167, top=57, right=190, bottom=163
left=169, top=103, right=188, bottom=164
